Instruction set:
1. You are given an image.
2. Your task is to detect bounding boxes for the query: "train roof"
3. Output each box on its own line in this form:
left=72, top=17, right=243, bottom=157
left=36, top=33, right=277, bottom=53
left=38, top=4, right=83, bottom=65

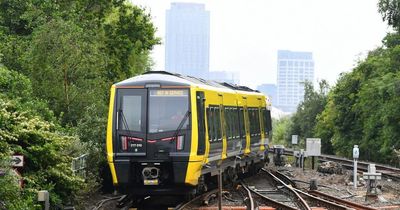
left=115, top=71, right=262, bottom=95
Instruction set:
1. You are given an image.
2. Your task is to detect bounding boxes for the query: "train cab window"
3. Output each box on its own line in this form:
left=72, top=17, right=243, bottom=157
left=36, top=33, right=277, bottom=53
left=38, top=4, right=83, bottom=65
left=117, top=89, right=147, bottom=132
left=120, top=95, right=142, bottom=131
left=148, top=89, right=189, bottom=133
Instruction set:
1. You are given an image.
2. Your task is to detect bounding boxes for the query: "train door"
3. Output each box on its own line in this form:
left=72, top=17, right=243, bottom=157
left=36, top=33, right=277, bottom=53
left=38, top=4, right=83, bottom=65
left=242, top=97, right=251, bottom=154
left=238, top=106, right=246, bottom=154
left=116, top=89, right=148, bottom=156
left=206, top=105, right=223, bottom=161
left=219, top=94, right=228, bottom=159
left=249, top=107, right=261, bottom=152
left=196, top=91, right=206, bottom=155
left=225, top=106, right=241, bottom=157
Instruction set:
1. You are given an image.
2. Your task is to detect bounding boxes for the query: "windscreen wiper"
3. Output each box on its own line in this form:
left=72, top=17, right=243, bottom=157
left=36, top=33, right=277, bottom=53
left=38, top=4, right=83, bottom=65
left=119, top=109, right=131, bottom=131
left=173, top=110, right=191, bottom=140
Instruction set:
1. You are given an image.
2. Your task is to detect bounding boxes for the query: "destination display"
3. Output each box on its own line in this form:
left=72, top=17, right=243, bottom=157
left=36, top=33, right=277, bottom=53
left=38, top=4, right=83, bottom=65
left=150, top=89, right=188, bottom=97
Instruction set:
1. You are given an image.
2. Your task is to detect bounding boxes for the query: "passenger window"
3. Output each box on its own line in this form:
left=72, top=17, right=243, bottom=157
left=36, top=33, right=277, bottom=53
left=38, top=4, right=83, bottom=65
left=255, top=108, right=260, bottom=135
left=249, top=109, right=253, bottom=136
left=228, top=108, right=233, bottom=140
left=263, top=108, right=272, bottom=134
left=225, top=108, right=231, bottom=140
left=207, top=107, right=214, bottom=142
left=215, top=107, right=222, bottom=141
left=239, top=108, right=245, bottom=138
left=233, top=108, right=239, bottom=139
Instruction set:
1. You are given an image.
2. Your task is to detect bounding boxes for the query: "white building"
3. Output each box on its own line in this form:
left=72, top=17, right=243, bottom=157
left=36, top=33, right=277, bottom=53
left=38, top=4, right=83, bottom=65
left=276, top=50, right=314, bottom=113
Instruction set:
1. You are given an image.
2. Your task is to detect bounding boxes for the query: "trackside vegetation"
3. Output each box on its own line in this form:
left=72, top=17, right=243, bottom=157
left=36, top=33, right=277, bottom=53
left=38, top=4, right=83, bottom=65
left=272, top=0, right=400, bottom=166
left=0, top=0, right=159, bottom=208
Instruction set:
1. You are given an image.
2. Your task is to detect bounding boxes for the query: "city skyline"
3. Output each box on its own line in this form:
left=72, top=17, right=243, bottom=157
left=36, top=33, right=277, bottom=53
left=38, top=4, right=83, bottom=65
left=131, top=0, right=389, bottom=88
left=165, top=2, right=210, bottom=78
left=276, top=50, right=314, bottom=113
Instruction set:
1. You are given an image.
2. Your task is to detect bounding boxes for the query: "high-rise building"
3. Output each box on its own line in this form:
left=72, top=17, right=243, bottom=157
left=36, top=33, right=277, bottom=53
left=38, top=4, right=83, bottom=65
left=165, top=3, right=210, bottom=79
left=277, top=50, right=314, bottom=113
left=257, top=84, right=277, bottom=104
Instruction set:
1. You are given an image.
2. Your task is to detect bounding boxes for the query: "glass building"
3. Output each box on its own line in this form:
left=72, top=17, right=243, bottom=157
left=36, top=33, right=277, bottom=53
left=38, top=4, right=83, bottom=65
left=165, top=3, right=210, bottom=79
left=276, top=50, right=314, bottom=113
left=257, top=84, right=277, bottom=104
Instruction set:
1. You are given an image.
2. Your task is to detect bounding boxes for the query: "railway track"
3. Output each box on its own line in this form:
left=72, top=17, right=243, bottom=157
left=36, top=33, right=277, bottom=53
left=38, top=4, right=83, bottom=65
left=307, top=190, right=378, bottom=210
left=319, top=155, right=400, bottom=180
left=281, top=149, right=400, bottom=180
left=244, top=168, right=377, bottom=210
left=175, top=189, right=219, bottom=210
left=140, top=166, right=388, bottom=210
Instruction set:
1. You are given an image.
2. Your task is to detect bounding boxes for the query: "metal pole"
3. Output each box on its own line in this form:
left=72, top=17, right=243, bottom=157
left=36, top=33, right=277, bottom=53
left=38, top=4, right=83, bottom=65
left=312, top=156, right=315, bottom=170
left=353, top=159, right=357, bottom=189
left=38, top=190, right=49, bottom=210
left=218, top=169, right=222, bottom=210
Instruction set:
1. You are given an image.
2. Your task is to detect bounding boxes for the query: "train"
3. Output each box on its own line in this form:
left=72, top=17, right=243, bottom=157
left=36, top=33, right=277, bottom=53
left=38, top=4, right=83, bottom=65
left=106, top=71, right=272, bottom=196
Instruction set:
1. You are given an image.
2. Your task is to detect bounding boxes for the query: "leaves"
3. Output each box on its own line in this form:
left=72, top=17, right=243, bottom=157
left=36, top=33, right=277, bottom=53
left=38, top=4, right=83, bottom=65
left=378, top=0, right=400, bottom=32
left=315, top=34, right=400, bottom=163
left=0, top=0, right=160, bottom=206
left=0, top=67, right=84, bottom=208
left=287, top=80, right=331, bottom=152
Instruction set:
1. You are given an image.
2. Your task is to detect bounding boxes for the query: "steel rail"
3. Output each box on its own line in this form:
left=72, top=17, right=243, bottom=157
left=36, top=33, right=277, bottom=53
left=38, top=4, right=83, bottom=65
left=174, top=189, right=219, bottom=210
left=308, top=190, right=378, bottom=210
left=293, top=189, right=348, bottom=210
left=240, top=182, right=256, bottom=210
left=280, top=148, right=400, bottom=180
left=261, top=168, right=311, bottom=210
left=272, top=170, right=297, bottom=188
left=246, top=185, right=297, bottom=210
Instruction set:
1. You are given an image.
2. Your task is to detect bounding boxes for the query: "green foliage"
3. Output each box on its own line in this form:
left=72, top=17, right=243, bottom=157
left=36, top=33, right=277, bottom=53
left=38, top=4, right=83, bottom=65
left=103, top=3, right=160, bottom=81
left=26, top=18, right=107, bottom=124
left=0, top=66, right=85, bottom=207
left=378, top=0, right=400, bottom=32
left=0, top=0, right=160, bottom=206
left=0, top=158, right=38, bottom=210
left=288, top=80, right=332, bottom=153
left=315, top=33, right=400, bottom=163
left=0, top=65, right=32, bottom=100
left=0, top=0, right=160, bottom=125
left=271, top=117, right=292, bottom=146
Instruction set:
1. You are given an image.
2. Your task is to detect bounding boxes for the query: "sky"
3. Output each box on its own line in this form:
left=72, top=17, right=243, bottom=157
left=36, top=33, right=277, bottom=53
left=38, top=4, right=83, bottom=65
left=130, top=0, right=390, bottom=88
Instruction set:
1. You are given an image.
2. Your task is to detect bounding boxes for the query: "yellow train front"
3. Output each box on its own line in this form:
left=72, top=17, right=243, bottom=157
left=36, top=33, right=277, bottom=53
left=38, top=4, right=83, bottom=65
left=106, top=71, right=272, bottom=195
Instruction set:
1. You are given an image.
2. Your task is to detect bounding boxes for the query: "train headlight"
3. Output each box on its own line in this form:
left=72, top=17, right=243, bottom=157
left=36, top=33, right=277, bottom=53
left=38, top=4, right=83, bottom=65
left=176, top=135, right=184, bottom=151
left=121, top=136, right=128, bottom=151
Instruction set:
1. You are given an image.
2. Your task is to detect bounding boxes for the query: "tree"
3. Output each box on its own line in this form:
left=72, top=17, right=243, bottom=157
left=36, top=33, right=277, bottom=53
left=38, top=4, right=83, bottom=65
left=103, top=3, right=160, bottom=82
left=315, top=32, right=400, bottom=163
left=378, top=0, right=400, bottom=32
left=25, top=18, right=107, bottom=125
left=0, top=66, right=84, bottom=208
left=288, top=80, right=331, bottom=153
left=271, top=117, right=292, bottom=146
